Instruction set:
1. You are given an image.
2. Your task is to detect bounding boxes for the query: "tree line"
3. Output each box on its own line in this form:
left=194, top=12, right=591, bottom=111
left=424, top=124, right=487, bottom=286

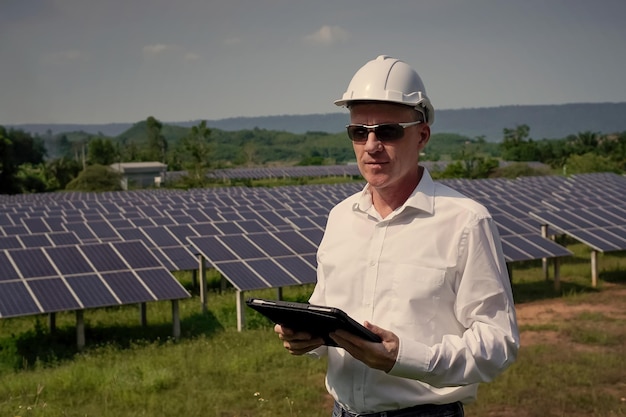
left=1, top=117, right=625, bottom=194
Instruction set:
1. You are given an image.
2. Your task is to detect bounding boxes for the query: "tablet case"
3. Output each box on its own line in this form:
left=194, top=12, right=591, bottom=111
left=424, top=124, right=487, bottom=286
left=246, top=298, right=382, bottom=346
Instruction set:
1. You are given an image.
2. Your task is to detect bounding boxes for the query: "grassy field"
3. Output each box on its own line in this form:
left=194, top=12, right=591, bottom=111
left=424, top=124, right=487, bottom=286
left=0, top=243, right=625, bottom=417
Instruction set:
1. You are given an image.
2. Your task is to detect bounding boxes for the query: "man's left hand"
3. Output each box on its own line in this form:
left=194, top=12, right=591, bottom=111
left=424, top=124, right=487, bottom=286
left=329, top=321, right=399, bottom=372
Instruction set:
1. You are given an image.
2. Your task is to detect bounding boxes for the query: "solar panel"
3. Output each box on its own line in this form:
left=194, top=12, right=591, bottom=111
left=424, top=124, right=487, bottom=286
left=0, top=236, right=21, bottom=250
left=47, top=246, right=95, bottom=275
left=0, top=281, right=41, bottom=317
left=10, top=248, right=58, bottom=278
left=28, top=278, right=82, bottom=311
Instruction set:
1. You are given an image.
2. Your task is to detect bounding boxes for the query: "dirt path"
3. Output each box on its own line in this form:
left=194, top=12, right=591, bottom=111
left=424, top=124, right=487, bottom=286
left=515, top=283, right=626, bottom=347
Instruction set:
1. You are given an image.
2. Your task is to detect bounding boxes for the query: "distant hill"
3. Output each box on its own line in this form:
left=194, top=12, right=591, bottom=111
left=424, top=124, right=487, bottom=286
left=7, top=102, right=626, bottom=142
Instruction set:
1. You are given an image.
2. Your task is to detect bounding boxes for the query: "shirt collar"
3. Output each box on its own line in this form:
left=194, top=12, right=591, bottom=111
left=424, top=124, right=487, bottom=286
left=353, top=167, right=436, bottom=216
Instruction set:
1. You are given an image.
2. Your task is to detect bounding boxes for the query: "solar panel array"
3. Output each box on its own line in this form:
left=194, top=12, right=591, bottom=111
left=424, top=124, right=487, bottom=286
left=0, top=240, right=190, bottom=319
left=1, top=171, right=624, bottom=310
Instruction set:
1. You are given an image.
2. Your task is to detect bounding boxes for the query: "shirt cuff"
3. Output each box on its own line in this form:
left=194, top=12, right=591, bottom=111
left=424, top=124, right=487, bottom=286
left=388, top=337, right=431, bottom=379
left=306, top=345, right=328, bottom=359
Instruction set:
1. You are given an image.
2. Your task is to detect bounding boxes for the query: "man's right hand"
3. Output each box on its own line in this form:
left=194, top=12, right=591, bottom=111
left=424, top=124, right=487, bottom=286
left=274, top=324, right=325, bottom=355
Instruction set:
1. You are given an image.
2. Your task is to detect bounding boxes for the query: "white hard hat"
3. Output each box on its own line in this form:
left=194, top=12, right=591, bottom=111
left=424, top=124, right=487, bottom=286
left=334, top=55, right=435, bottom=125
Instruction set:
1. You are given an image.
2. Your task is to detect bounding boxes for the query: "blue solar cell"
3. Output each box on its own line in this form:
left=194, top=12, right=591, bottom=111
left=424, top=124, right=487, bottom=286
left=89, top=221, right=120, bottom=240
left=213, top=221, right=244, bottom=235
left=214, top=261, right=269, bottom=291
left=297, top=228, right=324, bottom=246
left=135, top=269, right=190, bottom=300
left=522, top=234, right=572, bottom=258
left=254, top=211, right=292, bottom=229
left=272, top=230, right=317, bottom=255
left=64, top=222, right=98, bottom=241
left=184, top=208, right=211, bottom=222
left=166, top=224, right=198, bottom=242
left=19, top=234, right=53, bottom=248
left=234, top=220, right=267, bottom=234
left=9, top=248, right=58, bottom=278
left=0, top=236, right=22, bottom=250
left=3, top=225, right=29, bottom=235
left=0, top=213, right=13, bottom=226
left=0, top=281, right=41, bottom=317
left=152, top=216, right=177, bottom=226
left=141, top=226, right=181, bottom=247
left=169, top=214, right=195, bottom=224
left=245, top=233, right=293, bottom=257
left=114, top=241, right=163, bottom=269
left=81, top=243, right=128, bottom=271
left=158, top=246, right=198, bottom=271
left=43, top=217, right=67, bottom=232
left=48, top=232, right=81, bottom=246
left=116, top=228, right=148, bottom=243
left=189, top=236, right=237, bottom=262
left=219, top=211, right=245, bottom=221
left=190, top=222, right=222, bottom=236
left=288, top=217, right=318, bottom=230
left=0, top=252, right=20, bottom=281
left=274, top=256, right=317, bottom=284
left=219, top=234, right=266, bottom=260
left=567, top=229, right=618, bottom=252
left=108, top=219, right=134, bottom=229
left=22, top=217, right=50, bottom=234
left=131, top=218, right=156, bottom=227
left=28, top=278, right=81, bottom=312
left=586, top=227, right=626, bottom=250
left=301, top=253, right=317, bottom=269
left=246, top=259, right=300, bottom=287
left=46, top=246, right=95, bottom=275
left=102, top=271, right=154, bottom=303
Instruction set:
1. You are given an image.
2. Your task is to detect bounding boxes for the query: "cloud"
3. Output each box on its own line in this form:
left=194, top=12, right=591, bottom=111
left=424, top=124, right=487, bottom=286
left=142, top=43, right=176, bottom=57
left=223, top=37, right=242, bottom=45
left=184, top=52, right=201, bottom=61
left=304, top=25, right=350, bottom=46
left=42, top=49, right=88, bottom=65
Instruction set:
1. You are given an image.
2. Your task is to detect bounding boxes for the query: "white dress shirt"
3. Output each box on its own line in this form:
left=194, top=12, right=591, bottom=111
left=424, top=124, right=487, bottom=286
left=309, top=168, right=519, bottom=413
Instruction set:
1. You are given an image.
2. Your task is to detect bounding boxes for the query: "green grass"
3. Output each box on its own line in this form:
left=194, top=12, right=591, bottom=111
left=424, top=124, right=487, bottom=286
left=1, top=244, right=625, bottom=417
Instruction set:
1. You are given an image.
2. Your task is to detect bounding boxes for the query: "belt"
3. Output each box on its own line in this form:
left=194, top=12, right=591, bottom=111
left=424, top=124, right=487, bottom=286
left=333, top=401, right=463, bottom=417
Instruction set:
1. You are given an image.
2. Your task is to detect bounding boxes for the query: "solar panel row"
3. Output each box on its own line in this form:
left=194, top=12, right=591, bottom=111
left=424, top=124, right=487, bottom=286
left=0, top=241, right=190, bottom=319
left=1, top=172, right=624, bottom=300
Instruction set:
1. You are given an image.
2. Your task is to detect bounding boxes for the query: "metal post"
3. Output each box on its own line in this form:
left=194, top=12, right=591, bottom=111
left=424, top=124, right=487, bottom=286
left=76, top=310, right=85, bottom=351
left=541, top=225, right=549, bottom=281
left=140, top=302, right=147, bottom=326
left=172, top=300, right=181, bottom=340
left=236, top=290, right=245, bottom=332
left=591, top=250, right=598, bottom=288
left=198, top=254, right=207, bottom=313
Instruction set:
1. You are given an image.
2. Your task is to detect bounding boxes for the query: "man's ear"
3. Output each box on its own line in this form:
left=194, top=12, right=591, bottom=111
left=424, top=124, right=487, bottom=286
left=418, top=124, right=431, bottom=147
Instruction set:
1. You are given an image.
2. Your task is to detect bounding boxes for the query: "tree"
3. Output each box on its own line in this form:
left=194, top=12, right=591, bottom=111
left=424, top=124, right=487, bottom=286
left=178, top=120, right=213, bottom=186
left=564, top=152, right=621, bottom=175
left=65, top=164, right=123, bottom=192
left=0, top=126, right=46, bottom=194
left=88, top=137, right=117, bottom=165
left=45, top=157, right=82, bottom=190
left=499, top=124, right=541, bottom=161
left=145, top=116, right=167, bottom=162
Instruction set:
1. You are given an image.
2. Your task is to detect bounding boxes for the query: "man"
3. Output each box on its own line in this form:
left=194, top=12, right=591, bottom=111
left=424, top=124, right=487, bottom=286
left=275, top=55, right=519, bottom=417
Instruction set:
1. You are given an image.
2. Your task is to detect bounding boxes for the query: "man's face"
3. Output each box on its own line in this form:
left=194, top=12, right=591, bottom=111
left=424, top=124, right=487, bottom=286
left=349, top=102, right=430, bottom=192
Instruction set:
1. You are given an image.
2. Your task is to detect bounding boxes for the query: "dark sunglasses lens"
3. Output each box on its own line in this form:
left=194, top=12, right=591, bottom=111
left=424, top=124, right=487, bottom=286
left=347, top=124, right=405, bottom=141
left=375, top=124, right=404, bottom=141
left=347, top=126, right=368, bottom=141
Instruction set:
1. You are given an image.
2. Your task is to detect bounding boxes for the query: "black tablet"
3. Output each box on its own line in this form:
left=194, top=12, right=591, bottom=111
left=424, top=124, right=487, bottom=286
left=246, top=298, right=382, bottom=347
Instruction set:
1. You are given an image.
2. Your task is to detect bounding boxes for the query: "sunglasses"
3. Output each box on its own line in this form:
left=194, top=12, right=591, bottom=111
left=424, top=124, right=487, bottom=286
left=345, top=121, right=422, bottom=142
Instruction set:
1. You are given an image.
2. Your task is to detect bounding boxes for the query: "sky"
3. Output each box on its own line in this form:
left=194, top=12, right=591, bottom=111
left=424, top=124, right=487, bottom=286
left=1, top=0, right=625, bottom=125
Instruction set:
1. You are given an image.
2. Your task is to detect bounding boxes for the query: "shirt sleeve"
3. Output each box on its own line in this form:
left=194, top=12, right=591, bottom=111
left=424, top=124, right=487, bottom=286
left=388, top=217, right=520, bottom=387
left=306, top=257, right=329, bottom=358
